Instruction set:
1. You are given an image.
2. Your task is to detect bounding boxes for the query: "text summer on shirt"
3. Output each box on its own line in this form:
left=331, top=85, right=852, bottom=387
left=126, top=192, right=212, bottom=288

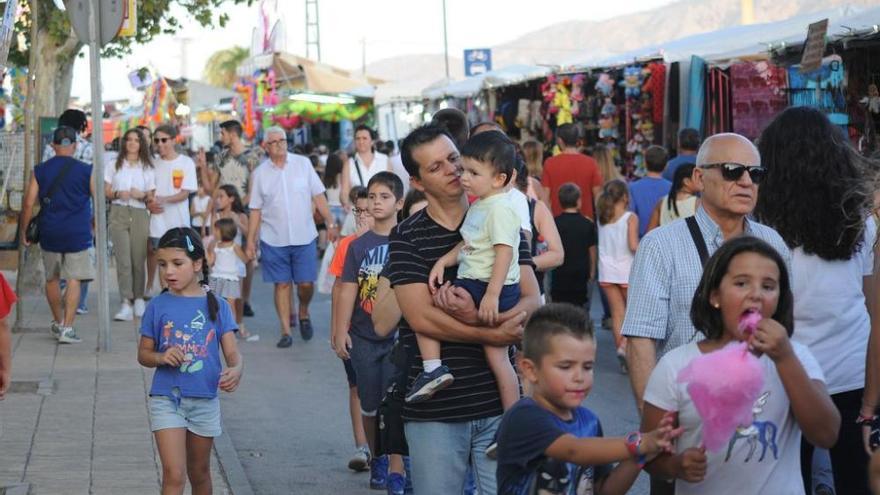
left=387, top=207, right=534, bottom=423
left=141, top=293, right=238, bottom=399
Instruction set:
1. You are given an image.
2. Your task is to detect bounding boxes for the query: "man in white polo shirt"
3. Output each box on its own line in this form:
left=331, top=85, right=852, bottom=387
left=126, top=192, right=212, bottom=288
left=246, top=126, right=339, bottom=348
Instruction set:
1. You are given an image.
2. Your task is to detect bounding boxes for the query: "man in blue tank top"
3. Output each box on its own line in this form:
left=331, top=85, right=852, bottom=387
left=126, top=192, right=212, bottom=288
left=20, top=126, right=96, bottom=344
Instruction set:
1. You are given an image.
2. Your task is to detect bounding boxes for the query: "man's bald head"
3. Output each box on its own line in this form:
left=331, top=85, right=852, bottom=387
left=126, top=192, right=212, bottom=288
left=696, top=133, right=760, bottom=168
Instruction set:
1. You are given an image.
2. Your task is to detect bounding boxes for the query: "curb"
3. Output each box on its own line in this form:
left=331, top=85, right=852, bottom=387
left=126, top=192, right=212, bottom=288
left=214, top=425, right=254, bottom=495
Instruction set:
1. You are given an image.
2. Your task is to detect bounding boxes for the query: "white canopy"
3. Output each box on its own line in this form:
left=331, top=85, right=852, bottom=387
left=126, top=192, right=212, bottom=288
left=422, top=64, right=554, bottom=100
left=561, top=5, right=874, bottom=71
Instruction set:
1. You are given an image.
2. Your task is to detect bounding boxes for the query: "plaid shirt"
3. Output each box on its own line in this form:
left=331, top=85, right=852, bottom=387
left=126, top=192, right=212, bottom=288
left=621, top=207, right=791, bottom=357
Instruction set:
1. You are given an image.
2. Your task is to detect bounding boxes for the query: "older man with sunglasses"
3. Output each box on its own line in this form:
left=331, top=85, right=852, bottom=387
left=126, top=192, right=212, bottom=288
left=622, top=133, right=791, bottom=416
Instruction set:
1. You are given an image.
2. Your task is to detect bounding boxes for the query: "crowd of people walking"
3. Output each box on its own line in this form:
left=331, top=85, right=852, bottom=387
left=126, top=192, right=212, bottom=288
left=16, top=102, right=880, bottom=495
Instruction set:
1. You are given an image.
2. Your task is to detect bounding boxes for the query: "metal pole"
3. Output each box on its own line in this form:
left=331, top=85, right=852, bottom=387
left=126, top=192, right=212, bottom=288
left=15, top=0, right=38, bottom=330
left=87, top=0, right=110, bottom=351
left=442, top=0, right=449, bottom=79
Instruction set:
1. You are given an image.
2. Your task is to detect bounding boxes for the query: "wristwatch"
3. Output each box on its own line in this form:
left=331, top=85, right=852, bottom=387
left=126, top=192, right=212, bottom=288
left=625, top=431, right=647, bottom=468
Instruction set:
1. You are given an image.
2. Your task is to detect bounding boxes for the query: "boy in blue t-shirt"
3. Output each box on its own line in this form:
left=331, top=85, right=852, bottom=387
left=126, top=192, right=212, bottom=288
left=496, top=303, right=680, bottom=495
left=334, top=172, right=408, bottom=494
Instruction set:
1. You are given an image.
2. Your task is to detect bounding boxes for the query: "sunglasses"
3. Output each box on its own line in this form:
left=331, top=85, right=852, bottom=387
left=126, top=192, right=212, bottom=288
left=153, top=137, right=171, bottom=144
left=699, top=162, right=766, bottom=184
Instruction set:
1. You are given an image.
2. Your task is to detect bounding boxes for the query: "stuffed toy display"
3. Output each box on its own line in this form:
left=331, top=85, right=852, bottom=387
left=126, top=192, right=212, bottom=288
left=595, top=73, right=614, bottom=96
left=553, top=77, right=573, bottom=126
left=620, top=66, right=643, bottom=99
left=570, top=74, right=586, bottom=118
left=598, top=97, right=618, bottom=140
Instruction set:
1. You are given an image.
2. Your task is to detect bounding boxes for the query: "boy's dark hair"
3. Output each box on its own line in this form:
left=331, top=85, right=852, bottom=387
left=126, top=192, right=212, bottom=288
left=402, top=188, right=426, bottom=218
left=460, top=131, right=515, bottom=186
left=691, top=236, right=794, bottom=339
left=679, top=128, right=701, bottom=151
left=645, top=145, right=668, bottom=173
left=469, top=121, right=501, bottom=137
left=213, top=218, right=238, bottom=243
left=349, top=185, right=368, bottom=203
left=157, top=227, right=220, bottom=322
left=431, top=108, right=470, bottom=148
left=219, top=120, right=243, bottom=137
left=59, top=109, right=88, bottom=133
left=523, top=303, right=594, bottom=363
left=154, top=124, right=178, bottom=139
left=368, top=171, right=404, bottom=200
left=558, top=182, right=581, bottom=210
left=400, top=125, right=453, bottom=179
left=556, top=124, right=580, bottom=147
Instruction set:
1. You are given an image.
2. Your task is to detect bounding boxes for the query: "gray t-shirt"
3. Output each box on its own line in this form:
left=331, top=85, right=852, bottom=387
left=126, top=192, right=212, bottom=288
left=341, top=230, right=392, bottom=341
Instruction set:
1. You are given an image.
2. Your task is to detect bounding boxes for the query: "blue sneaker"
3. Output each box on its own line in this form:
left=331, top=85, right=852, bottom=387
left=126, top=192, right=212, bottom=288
left=405, top=365, right=454, bottom=403
left=386, top=472, right=405, bottom=495
left=404, top=457, right=413, bottom=494
left=370, top=455, right=388, bottom=490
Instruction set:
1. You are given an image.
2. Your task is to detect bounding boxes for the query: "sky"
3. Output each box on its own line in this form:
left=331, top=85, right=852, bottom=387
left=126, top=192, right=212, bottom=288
left=70, top=0, right=677, bottom=103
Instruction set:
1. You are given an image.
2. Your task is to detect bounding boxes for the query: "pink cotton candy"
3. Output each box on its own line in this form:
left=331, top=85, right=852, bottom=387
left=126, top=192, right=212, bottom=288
left=738, top=310, right=762, bottom=336
left=676, top=341, right=765, bottom=452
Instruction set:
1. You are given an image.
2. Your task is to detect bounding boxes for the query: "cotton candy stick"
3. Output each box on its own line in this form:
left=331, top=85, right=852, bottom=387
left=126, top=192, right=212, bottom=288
left=676, top=340, right=765, bottom=452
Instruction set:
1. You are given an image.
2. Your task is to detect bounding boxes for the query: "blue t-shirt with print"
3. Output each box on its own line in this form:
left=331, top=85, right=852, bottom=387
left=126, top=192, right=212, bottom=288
left=140, top=292, right=237, bottom=399
left=341, top=230, right=391, bottom=341
left=497, top=397, right=612, bottom=495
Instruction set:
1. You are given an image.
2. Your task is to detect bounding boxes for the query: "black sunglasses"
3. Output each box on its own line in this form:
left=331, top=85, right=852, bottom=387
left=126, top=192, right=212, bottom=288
left=699, top=162, right=766, bottom=184
left=153, top=137, right=171, bottom=144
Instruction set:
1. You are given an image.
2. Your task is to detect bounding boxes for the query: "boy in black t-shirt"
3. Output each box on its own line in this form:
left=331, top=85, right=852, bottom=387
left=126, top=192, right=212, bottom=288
left=496, top=304, right=679, bottom=494
left=551, top=183, right=598, bottom=309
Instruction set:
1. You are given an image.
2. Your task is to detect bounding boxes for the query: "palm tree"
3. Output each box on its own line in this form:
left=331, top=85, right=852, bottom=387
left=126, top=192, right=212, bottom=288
left=202, top=46, right=250, bottom=88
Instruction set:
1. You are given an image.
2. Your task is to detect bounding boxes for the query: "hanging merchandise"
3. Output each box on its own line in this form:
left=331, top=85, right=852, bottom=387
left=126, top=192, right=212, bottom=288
left=595, top=73, right=614, bottom=97
left=730, top=61, right=788, bottom=140
left=620, top=66, right=644, bottom=99
left=620, top=65, right=648, bottom=176
left=788, top=55, right=847, bottom=128
left=598, top=97, right=618, bottom=140
left=644, top=62, right=666, bottom=125
left=233, top=82, right=257, bottom=139
left=142, top=78, right=175, bottom=124
left=570, top=74, right=586, bottom=119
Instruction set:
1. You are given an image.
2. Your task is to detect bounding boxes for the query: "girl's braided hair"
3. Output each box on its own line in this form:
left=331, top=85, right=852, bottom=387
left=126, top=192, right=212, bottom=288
left=157, top=227, right=219, bottom=322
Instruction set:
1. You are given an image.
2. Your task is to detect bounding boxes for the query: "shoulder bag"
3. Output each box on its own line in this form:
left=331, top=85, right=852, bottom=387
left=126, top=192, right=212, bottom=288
left=25, top=161, right=74, bottom=244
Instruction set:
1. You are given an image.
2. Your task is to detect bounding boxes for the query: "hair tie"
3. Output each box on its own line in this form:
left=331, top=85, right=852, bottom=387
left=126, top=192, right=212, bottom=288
left=185, top=235, right=195, bottom=253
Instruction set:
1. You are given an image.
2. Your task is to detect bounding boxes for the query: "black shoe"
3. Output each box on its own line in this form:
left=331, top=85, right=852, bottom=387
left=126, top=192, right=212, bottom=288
left=276, top=334, right=293, bottom=348
left=299, top=318, right=313, bottom=341
left=243, top=303, right=255, bottom=317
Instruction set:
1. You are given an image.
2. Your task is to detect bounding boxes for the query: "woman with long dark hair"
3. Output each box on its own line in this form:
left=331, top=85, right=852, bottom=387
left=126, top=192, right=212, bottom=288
left=753, top=106, right=876, bottom=495
left=106, top=128, right=155, bottom=321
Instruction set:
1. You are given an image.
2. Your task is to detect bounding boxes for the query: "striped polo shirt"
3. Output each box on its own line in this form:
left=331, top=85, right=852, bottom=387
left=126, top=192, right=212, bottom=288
left=387, top=207, right=533, bottom=423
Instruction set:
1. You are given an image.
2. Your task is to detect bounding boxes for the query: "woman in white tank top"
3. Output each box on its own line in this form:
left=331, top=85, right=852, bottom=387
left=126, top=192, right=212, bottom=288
left=596, top=180, right=638, bottom=368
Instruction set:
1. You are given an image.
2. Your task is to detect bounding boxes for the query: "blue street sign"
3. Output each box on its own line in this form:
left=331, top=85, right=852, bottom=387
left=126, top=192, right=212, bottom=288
left=464, top=49, right=492, bottom=76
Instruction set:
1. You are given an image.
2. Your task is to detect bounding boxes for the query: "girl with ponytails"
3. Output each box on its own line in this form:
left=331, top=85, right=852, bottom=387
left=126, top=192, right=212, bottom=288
left=647, top=164, right=699, bottom=232
left=137, top=227, right=242, bottom=495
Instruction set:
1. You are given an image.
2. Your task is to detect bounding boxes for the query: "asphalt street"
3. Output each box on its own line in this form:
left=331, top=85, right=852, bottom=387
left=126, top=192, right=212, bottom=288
left=220, top=272, right=649, bottom=494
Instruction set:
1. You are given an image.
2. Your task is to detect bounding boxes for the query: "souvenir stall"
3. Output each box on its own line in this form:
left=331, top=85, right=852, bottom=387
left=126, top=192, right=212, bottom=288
left=764, top=5, right=880, bottom=152
left=235, top=52, right=382, bottom=148
left=420, top=64, right=554, bottom=138
left=549, top=60, right=667, bottom=177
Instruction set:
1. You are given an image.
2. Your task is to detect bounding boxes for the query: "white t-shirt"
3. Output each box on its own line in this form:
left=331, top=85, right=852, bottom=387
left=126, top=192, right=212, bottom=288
left=249, top=153, right=325, bottom=247
left=644, top=341, right=824, bottom=495
left=149, top=154, right=198, bottom=238
left=507, top=188, right=532, bottom=233
left=790, top=217, right=876, bottom=394
left=104, top=160, right=156, bottom=209
left=348, top=152, right=390, bottom=189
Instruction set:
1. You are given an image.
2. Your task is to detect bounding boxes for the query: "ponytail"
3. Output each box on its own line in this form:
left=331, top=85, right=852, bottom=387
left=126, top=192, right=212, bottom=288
left=597, top=180, right=628, bottom=225
left=201, top=259, right=220, bottom=323
left=667, top=164, right=696, bottom=217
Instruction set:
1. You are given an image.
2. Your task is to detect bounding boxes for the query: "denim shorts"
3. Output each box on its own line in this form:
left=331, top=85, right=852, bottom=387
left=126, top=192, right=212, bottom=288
left=260, top=239, right=318, bottom=284
left=349, top=333, right=396, bottom=415
left=454, top=278, right=521, bottom=313
left=149, top=389, right=222, bottom=438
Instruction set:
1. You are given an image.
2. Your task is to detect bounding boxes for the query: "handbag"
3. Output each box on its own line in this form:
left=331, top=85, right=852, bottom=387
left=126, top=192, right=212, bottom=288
left=25, top=161, right=74, bottom=244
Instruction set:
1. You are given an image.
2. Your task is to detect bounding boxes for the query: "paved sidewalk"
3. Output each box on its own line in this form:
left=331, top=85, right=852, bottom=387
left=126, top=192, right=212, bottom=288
left=0, top=278, right=239, bottom=494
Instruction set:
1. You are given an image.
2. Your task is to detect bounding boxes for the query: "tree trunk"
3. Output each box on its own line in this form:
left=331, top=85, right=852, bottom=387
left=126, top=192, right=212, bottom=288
left=31, top=25, right=82, bottom=120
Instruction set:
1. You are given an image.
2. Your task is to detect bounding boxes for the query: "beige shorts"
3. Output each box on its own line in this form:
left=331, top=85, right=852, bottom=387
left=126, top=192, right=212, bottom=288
left=42, top=249, right=95, bottom=282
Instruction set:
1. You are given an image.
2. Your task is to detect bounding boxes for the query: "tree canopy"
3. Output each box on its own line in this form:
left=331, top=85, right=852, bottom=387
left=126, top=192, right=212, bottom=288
left=203, top=45, right=249, bottom=88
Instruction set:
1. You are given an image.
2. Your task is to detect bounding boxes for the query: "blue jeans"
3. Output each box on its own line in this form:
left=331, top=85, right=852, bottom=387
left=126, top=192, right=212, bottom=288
left=404, top=415, right=500, bottom=495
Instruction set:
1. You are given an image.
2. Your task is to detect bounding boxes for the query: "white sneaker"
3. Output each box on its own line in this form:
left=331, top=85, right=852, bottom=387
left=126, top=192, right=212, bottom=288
left=58, top=327, right=82, bottom=344
left=50, top=321, right=62, bottom=339
left=133, top=299, right=146, bottom=318
left=114, top=302, right=133, bottom=321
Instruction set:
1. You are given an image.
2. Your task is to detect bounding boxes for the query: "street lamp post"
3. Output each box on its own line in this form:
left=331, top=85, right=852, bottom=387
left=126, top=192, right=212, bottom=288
left=442, top=0, right=449, bottom=79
